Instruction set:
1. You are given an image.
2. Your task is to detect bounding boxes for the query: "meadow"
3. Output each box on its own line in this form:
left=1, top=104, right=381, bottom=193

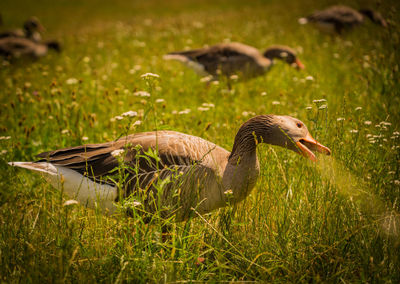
left=0, top=0, right=399, bottom=282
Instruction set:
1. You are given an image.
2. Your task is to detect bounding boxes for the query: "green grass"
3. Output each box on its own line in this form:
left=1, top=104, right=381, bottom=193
left=1, top=0, right=400, bottom=282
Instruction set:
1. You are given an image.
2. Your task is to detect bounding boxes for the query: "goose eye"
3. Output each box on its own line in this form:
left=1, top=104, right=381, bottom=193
left=297, top=123, right=302, bottom=128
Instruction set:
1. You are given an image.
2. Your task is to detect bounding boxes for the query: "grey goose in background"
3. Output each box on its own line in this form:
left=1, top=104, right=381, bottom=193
left=164, top=42, right=304, bottom=80
left=0, top=17, right=45, bottom=42
left=299, top=5, right=387, bottom=34
left=0, top=37, right=61, bottom=59
left=9, top=115, right=330, bottom=221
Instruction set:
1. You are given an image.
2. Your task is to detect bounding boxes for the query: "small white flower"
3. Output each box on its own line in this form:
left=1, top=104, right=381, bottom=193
left=134, top=91, right=150, bottom=97
left=82, top=136, right=89, bottom=141
left=61, top=129, right=69, bottom=134
left=380, top=121, right=391, bottom=126
left=272, top=101, right=281, bottom=105
left=198, top=107, right=210, bottom=112
left=319, top=104, right=327, bottom=109
left=141, top=73, right=159, bottom=79
left=132, top=120, right=142, bottom=127
left=261, top=91, right=267, bottom=96
left=333, top=53, right=340, bottom=59
left=178, top=109, right=191, bottom=115
left=364, top=121, right=372, bottom=125
left=200, top=75, right=213, bottom=83
left=366, top=134, right=373, bottom=138
left=337, top=117, right=345, bottom=121
left=305, top=106, right=312, bottom=110
left=0, top=136, right=11, bottom=140
left=63, top=200, right=79, bottom=206
left=305, top=75, right=314, bottom=81
left=66, top=78, right=78, bottom=85
left=212, top=80, right=219, bottom=85
left=0, top=150, right=7, bottom=155
left=313, top=99, right=327, bottom=103
left=111, top=149, right=125, bottom=158
left=394, top=180, right=400, bottom=185
left=369, top=140, right=376, bottom=144
left=155, top=98, right=165, bottom=103
left=298, top=17, right=308, bottom=25
left=355, top=107, right=362, bottom=111
left=114, top=116, right=123, bottom=121
left=350, top=129, right=358, bottom=133
left=229, top=74, right=239, bottom=80
left=224, top=189, right=233, bottom=196
left=83, top=56, right=90, bottom=63
left=121, top=111, right=138, bottom=117
left=202, top=103, right=215, bottom=108
left=172, top=110, right=178, bottom=114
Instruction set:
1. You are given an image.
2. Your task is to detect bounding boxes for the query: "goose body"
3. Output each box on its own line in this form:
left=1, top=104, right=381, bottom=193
left=9, top=115, right=330, bottom=221
left=164, top=42, right=304, bottom=79
left=300, top=5, right=387, bottom=33
left=0, top=37, right=60, bottom=59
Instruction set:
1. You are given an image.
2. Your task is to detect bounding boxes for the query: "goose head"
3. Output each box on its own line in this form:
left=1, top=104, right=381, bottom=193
left=231, top=115, right=330, bottom=162
left=263, top=45, right=305, bottom=69
left=23, top=17, right=45, bottom=34
left=359, top=9, right=387, bottom=27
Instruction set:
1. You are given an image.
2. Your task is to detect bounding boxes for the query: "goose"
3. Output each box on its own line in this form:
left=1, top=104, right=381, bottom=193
left=0, top=37, right=60, bottom=59
left=164, top=42, right=304, bottom=80
left=299, top=5, right=387, bottom=34
left=0, top=17, right=45, bottom=42
left=9, top=115, right=330, bottom=221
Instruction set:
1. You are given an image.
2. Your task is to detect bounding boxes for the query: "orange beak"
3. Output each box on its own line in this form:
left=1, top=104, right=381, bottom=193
left=295, top=58, right=305, bottom=70
left=295, top=133, right=331, bottom=162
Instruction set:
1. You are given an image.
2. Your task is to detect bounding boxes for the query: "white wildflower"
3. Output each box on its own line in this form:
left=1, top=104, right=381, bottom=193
left=393, top=131, right=400, bottom=136
left=121, top=110, right=137, bottom=117
left=63, top=200, right=79, bottom=206
left=319, top=104, right=327, bottom=109
left=298, top=17, right=308, bottom=25
left=261, top=91, right=267, bottom=96
left=111, top=149, right=125, bottom=158
left=83, top=56, right=90, bottom=63
left=132, top=120, right=142, bottom=127
left=198, top=107, right=209, bottom=112
left=305, top=106, right=312, bottom=110
left=141, top=73, right=159, bottom=79
left=364, top=121, right=372, bottom=125
left=134, top=91, right=150, bottom=97
left=229, top=74, right=239, bottom=80
left=366, top=134, right=373, bottom=138
left=224, top=189, right=233, bottom=196
left=61, top=129, right=69, bottom=135
left=333, top=53, right=340, bottom=58
left=172, top=110, right=178, bottom=115
left=178, top=109, right=191, bottom=115
left=305, top=75, right=314, bottom=81
left=200, top=75, right=213, bottom=83
left=82, top=136, right=89, bottom=141
left=313, top=99, right=327, bottom=103
left=155, top=98, right=165, bottom=103
left=212, top=80, right=219, bottom=85
left=66, top=78, right=78, bottom=85
left=0, top=136, right=11, bottom=140
left=202, top=103, right=215, bottom=108
left=350, top=129, right=358, bottom=133
left=272, top=101, right=281, bottom=105
left=380, top=121, right=391, bottom=126
left=395, top=180, right=400, bottom=186
left=355, top=107, right=362, bottom=111
left=114, top=116, right=123, bottom=121
left=0, top=150, right=7, bottom=155
left=337, top=117, right=345, bottom=121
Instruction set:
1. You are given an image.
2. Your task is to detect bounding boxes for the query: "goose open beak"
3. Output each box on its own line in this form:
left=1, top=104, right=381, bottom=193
left=296, top=133, right=331, bottom=162
left=295, top=58, right=305, bottom=70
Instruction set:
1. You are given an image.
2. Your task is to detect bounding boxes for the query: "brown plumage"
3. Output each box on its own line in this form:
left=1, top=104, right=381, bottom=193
left=0, top=37, right=60, bottom=59
left=300, top=5, right=387, bottom=34
left=0, top=17, right=44, bottom=42
left=9, top=115, right=330, bottom=221
left=164, top=42, right=304, bottom=80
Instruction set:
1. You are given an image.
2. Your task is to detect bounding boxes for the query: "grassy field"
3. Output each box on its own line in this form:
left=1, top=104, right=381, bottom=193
left=1, top=0, right=400, bottom=282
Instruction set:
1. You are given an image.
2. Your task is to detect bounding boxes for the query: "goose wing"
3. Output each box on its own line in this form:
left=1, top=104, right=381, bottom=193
left=308, top=6, right=363, bottom=25
left=36, top=131, right=229, bottom=219
left=168, top=42, right=266, bottom=76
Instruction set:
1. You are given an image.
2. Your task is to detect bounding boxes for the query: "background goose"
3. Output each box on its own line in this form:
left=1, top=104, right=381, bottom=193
left=9, top=115, right=330, bottom=221
left=0, top=37, right=60, bottom=59
left=299, top=5, right=387, bottom=34
left=164, top=42, right=304, bottom=80
left=0, top=17, right=45, bottom=42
